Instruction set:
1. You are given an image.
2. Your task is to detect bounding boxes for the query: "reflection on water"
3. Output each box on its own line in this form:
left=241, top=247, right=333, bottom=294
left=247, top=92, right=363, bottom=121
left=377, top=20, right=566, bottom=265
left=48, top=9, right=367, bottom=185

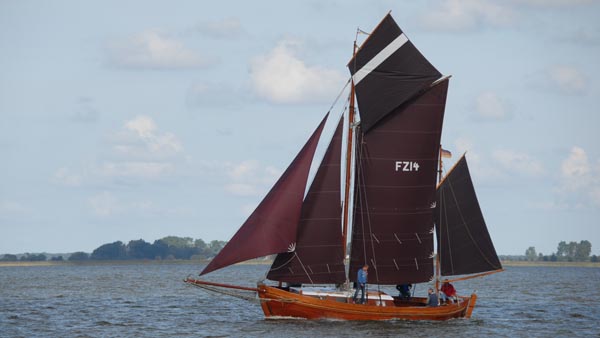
left=1, top=263, right=599, bottom=337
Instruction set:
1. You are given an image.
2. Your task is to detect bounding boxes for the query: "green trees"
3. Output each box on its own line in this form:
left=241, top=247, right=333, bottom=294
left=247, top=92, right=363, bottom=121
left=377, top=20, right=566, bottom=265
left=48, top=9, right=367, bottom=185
left=68, top=252, right=90, bottom=261
left=517, top=241, right=594, bottom=262
left=556, top=240, right=592, bottom=262
left=91, top=241, right=127, bottom=260
left=82, top=236, right=226, bottom=260
left=0, top=254, right=18, bottom=261
left=525, top=247, right=537, bottom=261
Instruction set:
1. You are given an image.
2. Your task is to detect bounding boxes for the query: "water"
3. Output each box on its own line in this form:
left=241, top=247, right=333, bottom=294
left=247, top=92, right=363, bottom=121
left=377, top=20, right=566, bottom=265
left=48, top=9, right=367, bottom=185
left=1, top=263, right=599, bottom=337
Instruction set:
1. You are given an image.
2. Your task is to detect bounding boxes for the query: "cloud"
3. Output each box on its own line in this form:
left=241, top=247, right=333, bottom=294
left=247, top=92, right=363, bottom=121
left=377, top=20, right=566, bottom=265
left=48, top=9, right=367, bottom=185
left=560, top=146, right=591, bottom=191
left=107, top=30, right=213, bottom=70
left=547, top=65, right=587, bottom=95
left=194, top=18, right=244, bottom=39
left=114, top=115, right=183, bottom=159
left=224, top=160, right=281, bottom=196
left=472, top=91, right=512, bottom=122
left=420, top=0, right=515, bottom=32
left=89, top=191, right=118, bottom=216
left=55, top=116, right=185, bottom=186
left=555, top=146, right=600, bottom=208
left=249, top=39, right=346, bottom=104
left=449, top=138, right=539, bottom=182
left=492, top=149, right=544, bottom=176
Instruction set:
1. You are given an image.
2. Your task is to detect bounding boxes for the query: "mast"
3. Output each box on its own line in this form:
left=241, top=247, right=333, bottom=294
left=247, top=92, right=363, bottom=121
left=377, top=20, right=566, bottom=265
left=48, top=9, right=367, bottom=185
left=435, top=145, right=443, bottom=292
left=341, top=39, right=358, bottom=265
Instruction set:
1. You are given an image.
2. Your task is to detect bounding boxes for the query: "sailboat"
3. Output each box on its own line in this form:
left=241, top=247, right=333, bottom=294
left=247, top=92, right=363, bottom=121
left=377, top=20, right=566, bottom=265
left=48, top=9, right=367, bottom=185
left=185, top=13, right=503, bottom=321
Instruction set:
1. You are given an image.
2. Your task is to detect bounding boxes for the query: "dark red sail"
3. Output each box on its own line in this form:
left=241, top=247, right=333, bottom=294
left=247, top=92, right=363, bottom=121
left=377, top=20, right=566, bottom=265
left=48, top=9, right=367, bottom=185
left=349, top=79, right=449, bottom=285
left=434, top=155, right=502, bottom=276
left=267, top=118, right=346, bottom=284
left=200, top=115, right=329, bottom=276
left=347, top=14, right=441, bottom=133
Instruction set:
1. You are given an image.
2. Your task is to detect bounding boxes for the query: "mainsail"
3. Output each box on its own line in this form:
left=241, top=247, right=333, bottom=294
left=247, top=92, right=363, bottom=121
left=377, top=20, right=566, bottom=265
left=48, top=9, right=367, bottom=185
left=267, top=118, right=346, bottom=284
left=349, top=79, right=448, bottom=284
left=348, top=14, right=441, bottom=133
left=435, top=156, right=502, bottom=276
left=200, top=115, right=329, bottom=276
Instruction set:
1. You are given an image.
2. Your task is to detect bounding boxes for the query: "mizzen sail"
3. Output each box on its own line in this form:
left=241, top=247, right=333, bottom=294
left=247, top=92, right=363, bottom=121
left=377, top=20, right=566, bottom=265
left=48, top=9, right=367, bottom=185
left=200, top=115, right=329, bottom=276
left=434, top=155, right=502, bottom=276
left=267, top=118, right=346, bottom=284
left=348, top=14, right=441, bottom=133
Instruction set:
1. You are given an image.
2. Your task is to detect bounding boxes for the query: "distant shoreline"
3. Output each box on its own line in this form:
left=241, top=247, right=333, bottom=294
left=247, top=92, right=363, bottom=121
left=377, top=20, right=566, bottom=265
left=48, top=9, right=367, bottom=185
left=500, top=260, right=600, bottom=268
left=0, top=259, right=273, bottom=268
left=1, top=259, right=598, bottom=268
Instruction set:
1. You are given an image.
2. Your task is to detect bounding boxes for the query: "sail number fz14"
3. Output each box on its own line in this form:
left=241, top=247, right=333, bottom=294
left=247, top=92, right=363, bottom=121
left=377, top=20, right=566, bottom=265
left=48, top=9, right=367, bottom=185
left=395, top=161, right=420, bottom=172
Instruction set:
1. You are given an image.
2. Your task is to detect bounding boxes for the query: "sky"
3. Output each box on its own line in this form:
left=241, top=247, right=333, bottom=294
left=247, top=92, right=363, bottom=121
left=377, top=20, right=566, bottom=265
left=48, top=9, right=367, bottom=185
left=1, top=0, right=599, bottom=256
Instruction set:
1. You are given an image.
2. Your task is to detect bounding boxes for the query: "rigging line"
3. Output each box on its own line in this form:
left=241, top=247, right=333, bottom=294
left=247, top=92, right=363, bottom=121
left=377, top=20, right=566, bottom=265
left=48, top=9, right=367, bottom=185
left=447, top=176, right=500, bottom=269
left=357, top=137, right=368, bottom=267
left=327, top=77, right=352, bottom=117
left=357, top=136, right=380, bottom=284
left=442, top=187, right=455, bottom=274
left=268, top=254, right=297, bottom=272
left=294, top=252, right=315, bottom=285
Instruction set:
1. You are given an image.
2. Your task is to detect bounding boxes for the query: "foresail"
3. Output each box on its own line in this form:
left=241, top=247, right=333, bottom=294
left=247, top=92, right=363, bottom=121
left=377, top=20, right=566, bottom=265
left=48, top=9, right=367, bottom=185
left=434, top=156, right=502, bottom=276
left=200, top=115, right=329, bottom=276
left=348, top=14, right=441, bottom=133
left=349, top=79, right=449, bottom=285
left=267, top=117, right=346, bottom=284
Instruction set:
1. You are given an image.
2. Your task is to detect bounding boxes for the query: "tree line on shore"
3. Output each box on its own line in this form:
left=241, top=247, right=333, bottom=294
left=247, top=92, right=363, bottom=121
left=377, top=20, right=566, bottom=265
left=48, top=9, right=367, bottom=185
left=503, top=240, right=597, bottom=262
left=2, top=238, right=597, bottom=263
left=0, top=236, right=227, bottom=262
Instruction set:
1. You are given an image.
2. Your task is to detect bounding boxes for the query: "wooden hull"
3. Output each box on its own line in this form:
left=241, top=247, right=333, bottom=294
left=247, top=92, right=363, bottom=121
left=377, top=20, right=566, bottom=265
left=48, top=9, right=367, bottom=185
left=258, top=284, right=476, bottom=321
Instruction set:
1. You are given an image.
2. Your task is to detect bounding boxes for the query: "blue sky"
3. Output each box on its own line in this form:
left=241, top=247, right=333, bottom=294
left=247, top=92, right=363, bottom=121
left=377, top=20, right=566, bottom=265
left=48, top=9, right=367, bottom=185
left=1, top=0, right=599, bottom=256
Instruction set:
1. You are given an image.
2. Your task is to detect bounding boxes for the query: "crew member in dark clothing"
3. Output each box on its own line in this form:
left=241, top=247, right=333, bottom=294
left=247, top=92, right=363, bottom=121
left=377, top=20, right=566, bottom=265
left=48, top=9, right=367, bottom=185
left=427, top=288, right=439, bottom=307
left=353, top=265, right=368, bottom=304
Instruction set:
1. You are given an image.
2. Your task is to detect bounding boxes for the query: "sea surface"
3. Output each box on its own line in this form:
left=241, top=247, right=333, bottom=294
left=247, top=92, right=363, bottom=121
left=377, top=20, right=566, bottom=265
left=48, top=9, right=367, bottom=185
left=1, top=262, right=599, bottom=337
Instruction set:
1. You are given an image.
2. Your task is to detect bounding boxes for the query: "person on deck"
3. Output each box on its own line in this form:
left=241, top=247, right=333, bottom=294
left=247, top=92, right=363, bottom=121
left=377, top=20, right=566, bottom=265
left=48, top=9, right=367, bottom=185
left=440, top=279, right=457, bottom=304
left=353, top=265, right=368, bottom=304
left=396, top=283, right=412, bottom=300
left=427, top=288, right=439, bottom=307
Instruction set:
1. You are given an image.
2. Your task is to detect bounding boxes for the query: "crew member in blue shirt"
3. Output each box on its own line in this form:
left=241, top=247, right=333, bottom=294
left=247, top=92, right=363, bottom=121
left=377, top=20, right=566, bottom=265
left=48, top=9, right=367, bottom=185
left=353, top=265, right=369, bottom=304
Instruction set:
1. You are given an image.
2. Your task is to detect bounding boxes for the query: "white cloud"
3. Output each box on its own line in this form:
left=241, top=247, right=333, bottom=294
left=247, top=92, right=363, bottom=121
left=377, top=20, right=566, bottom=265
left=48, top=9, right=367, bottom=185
left=547, top=65, right=587, bottom=95
left=554, top=146, right=600, bottom=208
left=53, top=167, right=83, bottom=187
left=225, top=160, right=281, bottom=196
left=89, top=191, right=118, bottom=216
left=473, top=91, right=512, bottom=122
left=102, top=116, right=183, bottom=180
left=114, top=115, right=183, bottom=159
left=107, top=30, right=212, bottom=70
left=492, top=149, right=544, bottom=176
left=560, top=146, right=591, bottom=191
left=420, top=0, right=515, bottom=32
left=250, top=39, right=346, bottom=104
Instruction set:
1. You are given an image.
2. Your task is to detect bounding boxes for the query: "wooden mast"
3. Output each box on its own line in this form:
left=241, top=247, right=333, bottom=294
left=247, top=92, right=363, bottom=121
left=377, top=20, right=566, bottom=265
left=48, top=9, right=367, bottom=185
left=341, top=40, right=358, bottom=268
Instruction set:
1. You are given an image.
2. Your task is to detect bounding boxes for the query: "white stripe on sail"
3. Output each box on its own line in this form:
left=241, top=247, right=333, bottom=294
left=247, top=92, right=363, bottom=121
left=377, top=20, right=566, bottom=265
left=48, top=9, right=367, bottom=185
left=352, top=33, right=408, bottom=85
